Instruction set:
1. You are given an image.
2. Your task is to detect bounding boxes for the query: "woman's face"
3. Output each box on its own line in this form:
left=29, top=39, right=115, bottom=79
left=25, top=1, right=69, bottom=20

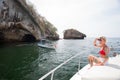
left=99, top=39, right=106, bottom=45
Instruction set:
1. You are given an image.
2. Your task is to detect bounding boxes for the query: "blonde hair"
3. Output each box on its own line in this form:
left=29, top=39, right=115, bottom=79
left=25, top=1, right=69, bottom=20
left=100, top=36, right=106, bottom=42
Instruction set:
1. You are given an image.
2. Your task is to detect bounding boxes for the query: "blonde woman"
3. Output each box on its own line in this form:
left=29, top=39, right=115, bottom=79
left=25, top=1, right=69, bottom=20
left=88, top=36, right=110, bottom=69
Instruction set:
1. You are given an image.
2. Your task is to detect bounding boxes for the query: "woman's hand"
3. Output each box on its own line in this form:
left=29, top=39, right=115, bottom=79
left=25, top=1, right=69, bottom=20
left=99, top=62, right=104, bottom=65
left=94, top=38, right=98, bottom=46
left=94, top=38, right=102, bottom=47
left=95, top=62, right=104, bottom=66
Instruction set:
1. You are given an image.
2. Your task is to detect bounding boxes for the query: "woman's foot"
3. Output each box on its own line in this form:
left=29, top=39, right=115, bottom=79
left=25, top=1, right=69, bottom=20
left=88, top=66, right=92, bottom=69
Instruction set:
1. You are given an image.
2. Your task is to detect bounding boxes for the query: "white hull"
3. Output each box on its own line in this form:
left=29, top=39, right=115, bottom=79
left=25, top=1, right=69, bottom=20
left=70, top=55, right=120, bottom=80
left=38, top=44, right=55, bottom=49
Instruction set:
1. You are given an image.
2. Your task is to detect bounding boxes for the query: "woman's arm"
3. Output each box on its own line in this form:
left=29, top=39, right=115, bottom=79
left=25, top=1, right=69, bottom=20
left=93, top=38, right=102, bottom=47
left=105, top=46, right=110, bottom=54
left=93, top=38, right=97, bottom=46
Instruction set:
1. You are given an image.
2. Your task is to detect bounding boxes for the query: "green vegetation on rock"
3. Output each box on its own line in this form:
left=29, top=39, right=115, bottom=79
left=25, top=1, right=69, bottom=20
left=0, top=0, right=59, bottom=42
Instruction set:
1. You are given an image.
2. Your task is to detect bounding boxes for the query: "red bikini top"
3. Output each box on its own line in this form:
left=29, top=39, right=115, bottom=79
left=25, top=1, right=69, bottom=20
left=99, top=49, right=106, bottom=55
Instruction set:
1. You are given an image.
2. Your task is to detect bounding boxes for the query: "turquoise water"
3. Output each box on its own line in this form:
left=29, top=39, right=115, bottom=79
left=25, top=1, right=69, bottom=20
left=0, top=38, right=120, bottom=80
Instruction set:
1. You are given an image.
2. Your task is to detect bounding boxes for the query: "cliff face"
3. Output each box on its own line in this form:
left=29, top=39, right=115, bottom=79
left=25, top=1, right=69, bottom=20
left=0, top=0, right=59, bottom=42
left=64, top=29, right=86, bottom=39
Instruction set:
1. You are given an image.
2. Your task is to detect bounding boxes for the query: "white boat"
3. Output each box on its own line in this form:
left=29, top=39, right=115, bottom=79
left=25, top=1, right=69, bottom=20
left=70, top=55, right=120, bottom=80
left=38, top=39, right=56, bottom=49
left=38, top=43, right=55, bottom=49
left=38, top=52, right=120, bottom=80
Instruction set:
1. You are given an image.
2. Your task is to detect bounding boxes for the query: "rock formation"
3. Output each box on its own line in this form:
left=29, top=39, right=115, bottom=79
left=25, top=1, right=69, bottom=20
left=63, top=29, right=86, bottom=39
left=0, top=0, right=59, bottom=42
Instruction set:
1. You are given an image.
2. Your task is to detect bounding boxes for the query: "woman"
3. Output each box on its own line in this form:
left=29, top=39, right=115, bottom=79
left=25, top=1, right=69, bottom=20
left=88, top=36, right=110, bottom=69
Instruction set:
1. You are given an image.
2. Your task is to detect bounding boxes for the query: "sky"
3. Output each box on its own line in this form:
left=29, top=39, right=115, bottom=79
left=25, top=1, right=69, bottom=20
left=28, top=0, right=120, bottom=38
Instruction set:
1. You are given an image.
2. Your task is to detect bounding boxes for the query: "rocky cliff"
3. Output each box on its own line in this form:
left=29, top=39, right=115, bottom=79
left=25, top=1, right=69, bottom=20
left=63, top=29, right=86, bottom=39
left=0, top=0, right=59, bottom=42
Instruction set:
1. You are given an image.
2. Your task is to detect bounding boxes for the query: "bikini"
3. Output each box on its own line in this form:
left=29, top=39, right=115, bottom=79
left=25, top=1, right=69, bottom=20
left=99, top=48, right=108, bottom=64
left=99, top=49, right=106, bottom=56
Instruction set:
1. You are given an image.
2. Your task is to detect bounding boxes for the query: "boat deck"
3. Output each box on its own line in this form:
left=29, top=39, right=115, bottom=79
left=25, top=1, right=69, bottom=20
left=70, top=55, right=120, bottom=80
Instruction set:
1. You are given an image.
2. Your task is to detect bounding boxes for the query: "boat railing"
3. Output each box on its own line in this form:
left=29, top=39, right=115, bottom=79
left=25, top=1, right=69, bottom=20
left=38, top=51, right=87, bottom=80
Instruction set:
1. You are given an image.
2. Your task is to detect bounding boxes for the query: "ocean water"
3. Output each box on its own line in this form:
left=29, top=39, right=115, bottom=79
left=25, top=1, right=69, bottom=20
left=0, top=38, right=120, bottom=80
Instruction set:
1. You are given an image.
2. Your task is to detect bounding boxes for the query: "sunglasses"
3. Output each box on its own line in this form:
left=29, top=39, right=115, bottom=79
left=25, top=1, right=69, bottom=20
left=98, top=39, right=102, bottom=41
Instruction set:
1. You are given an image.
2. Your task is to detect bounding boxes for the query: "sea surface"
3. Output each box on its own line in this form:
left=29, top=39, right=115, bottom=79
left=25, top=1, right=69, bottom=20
left=0, top=38, right=120, bottom=80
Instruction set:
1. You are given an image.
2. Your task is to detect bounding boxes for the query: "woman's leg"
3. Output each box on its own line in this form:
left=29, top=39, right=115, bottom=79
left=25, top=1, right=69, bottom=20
left=88, top=55, right=94, bottom=67
left=88, top=55, right=101, bottom=68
